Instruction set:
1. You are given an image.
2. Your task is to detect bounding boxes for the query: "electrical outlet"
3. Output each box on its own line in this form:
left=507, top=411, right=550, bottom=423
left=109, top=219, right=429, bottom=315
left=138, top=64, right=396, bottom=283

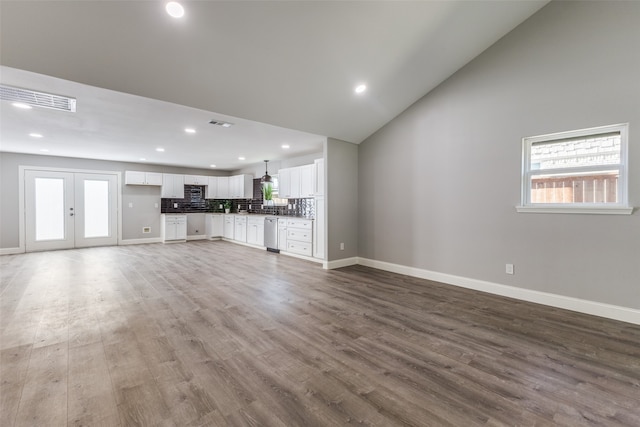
left=340, top=242, right=345, bottom=250
left=154, top=203, right=158, bottom=209
left=506, top=264, right=514, bottom=275
left=128, top=202, right=133, bottom=208
left=173, top=203, right=178, bottom=208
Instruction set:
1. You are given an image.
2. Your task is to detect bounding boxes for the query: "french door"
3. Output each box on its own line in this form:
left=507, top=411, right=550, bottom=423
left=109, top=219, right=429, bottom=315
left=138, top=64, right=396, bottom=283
left=25, top=170, right=118, bottom=252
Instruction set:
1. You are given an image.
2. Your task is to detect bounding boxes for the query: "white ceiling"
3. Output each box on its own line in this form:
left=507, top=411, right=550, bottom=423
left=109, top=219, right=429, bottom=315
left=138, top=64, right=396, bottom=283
left=0, top=0, right=548, bottom=171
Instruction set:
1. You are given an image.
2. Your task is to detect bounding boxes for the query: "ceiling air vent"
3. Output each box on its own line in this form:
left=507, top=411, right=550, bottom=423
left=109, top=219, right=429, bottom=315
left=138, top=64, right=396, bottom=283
left=209, top=119, right=234, bottom=128
left=0, top=84, right=77, bottom=112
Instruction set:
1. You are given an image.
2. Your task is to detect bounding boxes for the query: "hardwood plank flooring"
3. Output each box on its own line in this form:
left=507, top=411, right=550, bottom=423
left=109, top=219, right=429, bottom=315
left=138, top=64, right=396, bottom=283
left=1, top=241, right=639, bottom=426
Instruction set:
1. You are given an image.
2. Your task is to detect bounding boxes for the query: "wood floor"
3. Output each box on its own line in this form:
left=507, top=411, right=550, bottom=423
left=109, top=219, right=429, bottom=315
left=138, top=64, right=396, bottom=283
left=1, top=241, right=639, bottom=426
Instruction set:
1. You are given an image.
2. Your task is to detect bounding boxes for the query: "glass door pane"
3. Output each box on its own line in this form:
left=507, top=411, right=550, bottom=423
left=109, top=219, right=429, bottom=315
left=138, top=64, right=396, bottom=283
left=34, top=177, right=65, bottom=241
left=83, top=180, right=110, bottom=238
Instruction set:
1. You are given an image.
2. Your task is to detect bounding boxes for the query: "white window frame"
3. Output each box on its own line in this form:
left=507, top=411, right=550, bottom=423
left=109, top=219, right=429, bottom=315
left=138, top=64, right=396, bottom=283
left=516, top=123, right=633, bottom=215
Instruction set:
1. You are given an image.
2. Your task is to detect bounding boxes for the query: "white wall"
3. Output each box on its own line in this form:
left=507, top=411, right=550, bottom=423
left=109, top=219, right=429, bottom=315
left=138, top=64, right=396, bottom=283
left=358, top=1, right=640, bottom=310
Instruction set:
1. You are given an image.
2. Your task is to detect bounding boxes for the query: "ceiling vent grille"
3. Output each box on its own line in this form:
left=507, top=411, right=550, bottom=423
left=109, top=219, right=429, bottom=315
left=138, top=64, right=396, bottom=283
left=0, top=84, right=77, bottom=112
left=209, top=119, right=234, bottom=128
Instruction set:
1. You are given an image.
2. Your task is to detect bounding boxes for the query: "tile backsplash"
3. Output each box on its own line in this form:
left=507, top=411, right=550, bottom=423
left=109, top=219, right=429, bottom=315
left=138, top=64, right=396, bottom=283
left=161, top=181, right=315, bottom=218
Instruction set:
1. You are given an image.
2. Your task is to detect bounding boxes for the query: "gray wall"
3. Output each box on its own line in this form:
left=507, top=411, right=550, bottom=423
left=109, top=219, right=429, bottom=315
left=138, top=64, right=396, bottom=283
left=358, top=1, right=640, bottom=309
left=0, top=152, right=226, bottom=248
left=326, top=138, right=358, bottom=261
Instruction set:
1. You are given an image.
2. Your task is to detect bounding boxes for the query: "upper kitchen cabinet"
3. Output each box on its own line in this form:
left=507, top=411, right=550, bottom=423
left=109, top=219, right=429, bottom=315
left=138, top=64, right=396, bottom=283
left=217, top=177, right=230, bottom=199
left=278, top=168, right=292, bottom=198
left=205, top=176, right=218, bottom=199
left=278, top=164, right=315, bottom=198
left=299, top=164, right=314, bottom=198
left=125, top=171, right=163, bottom=186
left=161, top=173, right=185, bottom=198
left=184, top=174, right=210, bottom=185
left=314, top=158, right=324, bottom=196
left=229, top=174, right=254, bottom=199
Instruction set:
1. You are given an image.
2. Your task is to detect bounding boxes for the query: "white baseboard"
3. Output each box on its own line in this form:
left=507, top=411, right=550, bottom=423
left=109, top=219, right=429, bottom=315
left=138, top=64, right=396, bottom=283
left=0, top=247, right=23, bottom=255
left=357, top=257, right=640, bottom=326
left=324, top=257, right=359, bottom=270
left=119, top=237, right=163, bottom=246
left=186, top=235, right=208, bottom=241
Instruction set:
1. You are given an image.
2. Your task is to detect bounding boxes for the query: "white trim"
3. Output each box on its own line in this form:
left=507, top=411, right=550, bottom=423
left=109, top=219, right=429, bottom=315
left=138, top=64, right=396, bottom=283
left=520, top=123, right=629, bottom=209
left=324, top=257, right=359, bottom=270
left=119, top=237, right=162, bottom=246
left=0, top=247, right=23, bottom=255
left=515, top=205, right=634, bottom=215
left=279, top=249, right=323, bottom=264
left=18, top=165, right=122, bottom=251
left=186, top=235, right=208, bottom=241
left=357, top=257, right=640, bottom=325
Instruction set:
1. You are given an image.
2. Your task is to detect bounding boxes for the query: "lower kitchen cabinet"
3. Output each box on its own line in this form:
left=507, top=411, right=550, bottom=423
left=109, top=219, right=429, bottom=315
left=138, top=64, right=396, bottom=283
left=247, top=216, right=265, bottom=246
left=223, top=215, right=235, bottom=239
left=206, top=214, right=224, bottom=239
left=161, top=214, right=187, bottom=242
left=234, top=215, right=247, bottom=243
left=278, top=218, right=288, bottom=250
left=286, top=218, right=313, bottom=256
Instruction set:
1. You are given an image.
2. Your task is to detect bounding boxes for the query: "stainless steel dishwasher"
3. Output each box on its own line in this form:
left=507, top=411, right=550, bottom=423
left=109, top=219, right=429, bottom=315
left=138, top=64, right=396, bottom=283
left=264, top=216, right=279, bottom=253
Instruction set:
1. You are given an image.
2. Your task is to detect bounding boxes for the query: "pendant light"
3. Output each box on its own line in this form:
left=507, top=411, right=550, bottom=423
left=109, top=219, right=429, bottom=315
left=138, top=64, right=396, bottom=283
left=261, top=160, right=272, bottom=184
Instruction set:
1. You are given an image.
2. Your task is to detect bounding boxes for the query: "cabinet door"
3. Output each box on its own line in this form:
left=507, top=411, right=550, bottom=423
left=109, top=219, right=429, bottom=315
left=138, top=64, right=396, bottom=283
left=162, top=174, right=185, bottom=198
left=290, top=167, right=301, bottom=198
left=278, top=226, right=288, bottom=250
left=254, top=222, right=264, bottom=246
left=223, top=216, right=234, bottom=239
left=234, top=219, right=247, bottom=242
left=125, top=171, right=146, bottom=185
left=313, top=197, right=325, bottom=259
left=176, top=217, right=187, bottom=240
left=217, top=177, right=230, bottom=199
left=299, top=164, right=314, bottom=198
left=145, top=172, right=163, bottom=186
left=165, top=219, right=177, bottom=241
left=278, top=169, right=291, bottom=199
left=229, top=175, right=240, bottom=199
left=247, top=222, right=258, bottom=245
left=314, top=159, right=324, bottom=196
left=206, top=176, right=218, bottom=199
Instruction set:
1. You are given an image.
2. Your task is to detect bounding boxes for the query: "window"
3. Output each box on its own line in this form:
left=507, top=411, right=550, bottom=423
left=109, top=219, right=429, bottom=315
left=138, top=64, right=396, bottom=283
left=517, top=123, right=632, bottom=214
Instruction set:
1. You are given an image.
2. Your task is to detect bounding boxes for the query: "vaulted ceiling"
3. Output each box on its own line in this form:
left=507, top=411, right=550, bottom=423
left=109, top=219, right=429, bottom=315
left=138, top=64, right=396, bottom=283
left=0, top=1, right=548, bottom=169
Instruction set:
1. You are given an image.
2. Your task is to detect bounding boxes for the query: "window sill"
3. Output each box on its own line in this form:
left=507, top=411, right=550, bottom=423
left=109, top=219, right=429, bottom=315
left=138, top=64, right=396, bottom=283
left=515, top=205, right=634, bottom=215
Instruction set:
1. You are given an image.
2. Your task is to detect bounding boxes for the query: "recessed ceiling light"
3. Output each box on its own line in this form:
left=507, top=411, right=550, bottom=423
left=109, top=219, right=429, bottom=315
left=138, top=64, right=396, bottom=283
left=139, top=158, right=147, bottom=161
left=40, top=149, right=49, bottom=152
left=166, top=2, right=184, bottom=18
left=238, top=156, right=245, bottom=161
left=29, top=133, right=43, bottom=138
left=355, top=84, right=367, bottom=94
left=156, top=147, right=165, bottom=152
left=221, top=123, right=233, bottom=128
left=185, top=128, right=196, bottom=134
left=13, top=102, right=32, bottom=110
left=210, top=164, right=217, bottom=168
left=282, top=144, right=290, bottom=149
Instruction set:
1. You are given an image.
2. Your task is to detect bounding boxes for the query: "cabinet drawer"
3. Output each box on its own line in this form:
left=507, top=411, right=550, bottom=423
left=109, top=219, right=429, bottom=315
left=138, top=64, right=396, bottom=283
left=286, top=219, right=312, bottom=229
left=287, top=228, right=312, bottom=243
left=287, top=241, right=312, bottom=257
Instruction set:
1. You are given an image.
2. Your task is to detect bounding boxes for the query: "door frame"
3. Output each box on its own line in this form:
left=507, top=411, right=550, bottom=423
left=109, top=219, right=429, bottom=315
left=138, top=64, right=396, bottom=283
left=18, top=165, right=122, bottom=253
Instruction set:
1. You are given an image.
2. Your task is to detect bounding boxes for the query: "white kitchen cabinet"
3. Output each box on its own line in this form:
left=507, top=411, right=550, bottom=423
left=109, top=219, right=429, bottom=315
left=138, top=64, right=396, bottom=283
left=205, top=176, right=218, bottom=199
left=223, top=215, right=235, bottom=239
left=247, top=216, right=265, bottom=246
left=278, top=218, right=288, bottom=250
left=286, top=218, right=313, bottom=256
left=125, top=171, right=163, bottom=186
left=234, top=215, right=247, bottom=242
left=278, top=169, right=292, bottom=199
left=217, top=177, right=230, bottom=199
left=161, top=214, right=187, bottom=242
left=184, top=174, right=210, bottom=185
left=299, top=164, right=315, bottom=198
left=289, top=167, right=301, bottom=198
left=313, top=196, right=325, bottom=259
left=161, top=174, right=185, bottom=198
left=206, top=214, right=224, bottom=238
left=229, top=174, right=254, bottom=199
left=314, top=158, right=324, bottom=196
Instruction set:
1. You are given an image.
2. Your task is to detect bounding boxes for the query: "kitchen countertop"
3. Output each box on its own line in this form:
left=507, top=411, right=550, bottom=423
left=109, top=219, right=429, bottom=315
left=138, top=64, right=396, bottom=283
left=161, top=211, right=311, bottom=218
